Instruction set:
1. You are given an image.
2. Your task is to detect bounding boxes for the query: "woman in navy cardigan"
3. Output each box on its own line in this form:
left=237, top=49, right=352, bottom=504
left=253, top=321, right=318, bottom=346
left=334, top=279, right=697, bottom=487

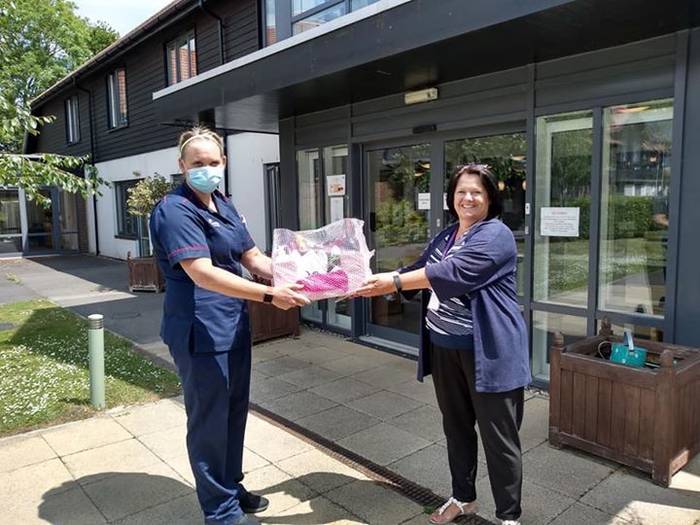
left=354, top=164, right=530, bottom=525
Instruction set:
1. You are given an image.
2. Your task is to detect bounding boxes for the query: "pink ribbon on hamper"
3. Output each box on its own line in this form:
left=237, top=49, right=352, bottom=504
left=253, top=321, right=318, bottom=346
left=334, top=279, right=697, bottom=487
left=297, top=268, right=349, bottom=294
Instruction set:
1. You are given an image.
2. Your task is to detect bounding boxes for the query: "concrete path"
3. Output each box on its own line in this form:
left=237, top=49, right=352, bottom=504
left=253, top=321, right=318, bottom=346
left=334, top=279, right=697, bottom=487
left=2, top=255, right=700, bottom=524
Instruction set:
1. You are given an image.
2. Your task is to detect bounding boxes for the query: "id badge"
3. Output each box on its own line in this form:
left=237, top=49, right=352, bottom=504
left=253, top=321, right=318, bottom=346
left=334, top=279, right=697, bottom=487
left=428, top=291, right=440, bottom=312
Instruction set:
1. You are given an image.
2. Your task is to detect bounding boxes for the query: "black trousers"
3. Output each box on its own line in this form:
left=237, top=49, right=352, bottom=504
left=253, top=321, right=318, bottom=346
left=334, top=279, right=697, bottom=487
left=431, top=344, right=524, bottom=521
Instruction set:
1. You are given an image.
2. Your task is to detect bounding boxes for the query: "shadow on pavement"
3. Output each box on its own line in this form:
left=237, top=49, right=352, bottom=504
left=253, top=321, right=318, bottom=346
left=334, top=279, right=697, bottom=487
left=39, top=472, right=198, bottom=524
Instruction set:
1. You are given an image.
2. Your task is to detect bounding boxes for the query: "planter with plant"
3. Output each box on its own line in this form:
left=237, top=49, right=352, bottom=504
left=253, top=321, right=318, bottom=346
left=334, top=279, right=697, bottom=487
left=125, top=175, right=175, bottom=292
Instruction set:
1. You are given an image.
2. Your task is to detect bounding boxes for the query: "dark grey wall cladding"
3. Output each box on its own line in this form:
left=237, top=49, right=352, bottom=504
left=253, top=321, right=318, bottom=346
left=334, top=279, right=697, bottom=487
left=675, top=28, right=700, bottom=346
left=535, top=34, right=676, bottom=109
left=292, top=33, right=679, bottom=147
left=32, top=0, right=258, bottom=162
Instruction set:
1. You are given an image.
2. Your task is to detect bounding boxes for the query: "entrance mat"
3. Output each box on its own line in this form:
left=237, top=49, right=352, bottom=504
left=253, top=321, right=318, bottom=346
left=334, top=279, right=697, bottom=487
left=250, top=402, right=494, bottom=525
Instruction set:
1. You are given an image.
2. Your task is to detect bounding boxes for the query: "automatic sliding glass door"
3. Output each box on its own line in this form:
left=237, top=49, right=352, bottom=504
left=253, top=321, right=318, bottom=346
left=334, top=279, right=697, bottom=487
left=365, top=143, right=431, bottom=347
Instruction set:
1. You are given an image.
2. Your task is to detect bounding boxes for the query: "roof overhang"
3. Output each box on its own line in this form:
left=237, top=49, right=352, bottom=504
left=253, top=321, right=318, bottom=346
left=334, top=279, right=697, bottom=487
left=153, top=0, right=698, bottom=133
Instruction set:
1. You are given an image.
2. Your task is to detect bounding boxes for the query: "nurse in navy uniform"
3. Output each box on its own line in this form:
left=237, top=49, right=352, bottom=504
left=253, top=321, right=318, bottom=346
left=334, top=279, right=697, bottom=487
left=150, top=127, right=310, bottom=525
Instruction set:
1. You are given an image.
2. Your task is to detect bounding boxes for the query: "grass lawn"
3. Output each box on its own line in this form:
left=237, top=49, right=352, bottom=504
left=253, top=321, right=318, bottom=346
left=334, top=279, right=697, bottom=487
left=0, top=299, right=180, bottom=437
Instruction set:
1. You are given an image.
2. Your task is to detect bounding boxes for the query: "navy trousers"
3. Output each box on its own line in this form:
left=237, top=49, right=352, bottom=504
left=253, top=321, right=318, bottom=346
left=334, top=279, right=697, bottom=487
left=169, top=336, right=252, bottom=525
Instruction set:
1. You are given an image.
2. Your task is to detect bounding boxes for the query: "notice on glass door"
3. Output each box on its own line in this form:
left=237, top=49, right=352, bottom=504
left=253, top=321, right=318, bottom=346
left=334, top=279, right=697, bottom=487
left=330, top=197, right=344, bottom=222
left=326, top=175, right=346, bottom=196
left=540, top=207, right=580, bottom=237
left=417, top=193, right=431, bottom=210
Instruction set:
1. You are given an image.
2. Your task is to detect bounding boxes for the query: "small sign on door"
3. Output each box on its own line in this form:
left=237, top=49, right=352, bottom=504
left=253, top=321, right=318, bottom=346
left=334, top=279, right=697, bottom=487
left=540, top=207, right=580, bottom=237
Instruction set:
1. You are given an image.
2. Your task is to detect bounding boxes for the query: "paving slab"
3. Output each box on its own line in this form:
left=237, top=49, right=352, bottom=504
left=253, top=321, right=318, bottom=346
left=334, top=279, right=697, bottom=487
left=41, top=416, right=132, bottom=456
left=33, top=486, right=107, bottom=525
left=325, top=479, right=424, bottom=525
left=255, top=356, right=312, bottom=377
left=337, top=423, right=432, bottom=466
left=292, top=345, right=350, bottom=365
left=295, top=405, right=381, bottom=441
left=0, top=457, right=76, bottom=506
left=0, top=435, right=56, bottom=473
left=581, top=468, right=700, bottom=525
left=277, top=449, right=370, bottom=495
left=79, top=462, right=193, bottom=522
left=319, top=355, right=384, bottom=376
left=63, top=438, right=162, bottom=484
left=388, top=405, right=446, bottom=443
left=386, top=378, right=439, bottom=407
left=260, top=391, right=338, bottom=422
left=518, top=396, right=549, bottom=453
left=262, top=494, right=366, bottom=524
left=310, top=376, right=382, bottom=404
left=346, top=390, right=423, bottom=420
left=112, top=399, right=187, bottom=436
left=388, top=443, right=452, bottom=499
left=245, top=416, right=313, bottom=463
left=350, top=364, right=416, bottom=389
left=138, top=425, right=188, bottom=460
left=522, top=442, right=616, bottom=499
left=244, top=464, right=318, bottom=516
left=278, top=365, right=345, bottom=389
left=474, top=474, right=576, bottom=525
left=251, top=375, right=304, bottom=403
left=548, top=502, right=630, bottom=525
left=112, top=492, right=202, bottom=525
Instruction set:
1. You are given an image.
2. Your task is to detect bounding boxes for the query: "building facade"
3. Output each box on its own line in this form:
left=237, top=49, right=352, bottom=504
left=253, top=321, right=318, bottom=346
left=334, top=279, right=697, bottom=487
left=23, top=0, right=700, bottom=386
left=11, top=0, right=278, bottom=260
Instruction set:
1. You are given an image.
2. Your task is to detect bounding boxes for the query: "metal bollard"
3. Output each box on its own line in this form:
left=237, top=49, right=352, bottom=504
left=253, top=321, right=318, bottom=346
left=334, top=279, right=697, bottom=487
left=88, top=314, right=105, bottom=409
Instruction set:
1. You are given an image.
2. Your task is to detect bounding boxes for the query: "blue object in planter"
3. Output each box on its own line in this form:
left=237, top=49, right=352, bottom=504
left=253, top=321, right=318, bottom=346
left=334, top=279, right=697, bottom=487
left=610, top=330, right=647, bottom=368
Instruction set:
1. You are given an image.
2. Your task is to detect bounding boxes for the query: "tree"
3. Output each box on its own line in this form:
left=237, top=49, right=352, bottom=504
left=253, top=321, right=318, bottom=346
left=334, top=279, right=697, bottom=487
left=0, top=97, right=103, bottom=206
left=0, top=0, right=119, bottom=151
left=0, top=0, right=117, bottom=204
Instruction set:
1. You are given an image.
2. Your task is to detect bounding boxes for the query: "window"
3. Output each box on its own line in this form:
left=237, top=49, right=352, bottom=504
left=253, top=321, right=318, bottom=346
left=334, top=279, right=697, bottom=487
left=263, top=0, right=380, bottom=44
left=166, top=31, right=197, bottom=85
left=65, top=95, right=80, bottom=144
left=115, top=180, right=139, bottom=238
left=107, top=68, right=128, bottom=129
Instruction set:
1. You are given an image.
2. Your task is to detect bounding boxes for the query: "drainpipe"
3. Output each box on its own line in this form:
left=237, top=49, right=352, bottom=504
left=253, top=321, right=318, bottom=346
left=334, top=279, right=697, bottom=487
left=74, top=78, right=100, bottom=255
left=198, top=0, right=225, bottom=65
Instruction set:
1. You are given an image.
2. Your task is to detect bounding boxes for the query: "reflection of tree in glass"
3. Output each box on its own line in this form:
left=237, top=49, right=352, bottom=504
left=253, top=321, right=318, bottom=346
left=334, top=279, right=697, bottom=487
left=381, top=148, right=430, bottom=193
left=445, top=133, right=527, bottom=182
left=376, top=199, right=428, bottom=247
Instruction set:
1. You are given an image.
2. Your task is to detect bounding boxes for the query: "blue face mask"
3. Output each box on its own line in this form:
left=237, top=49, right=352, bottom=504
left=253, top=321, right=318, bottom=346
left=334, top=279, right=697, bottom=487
left=187, top=166, right=224, bottom=193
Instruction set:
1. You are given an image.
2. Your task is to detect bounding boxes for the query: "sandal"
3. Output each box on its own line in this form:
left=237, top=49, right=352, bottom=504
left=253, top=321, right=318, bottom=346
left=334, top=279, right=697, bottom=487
left=429, top=497, right=477, bottom=524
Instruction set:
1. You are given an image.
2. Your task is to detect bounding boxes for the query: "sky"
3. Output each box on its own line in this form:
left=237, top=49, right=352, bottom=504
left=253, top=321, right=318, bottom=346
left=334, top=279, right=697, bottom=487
left=72, top=0, right=174, bottom=36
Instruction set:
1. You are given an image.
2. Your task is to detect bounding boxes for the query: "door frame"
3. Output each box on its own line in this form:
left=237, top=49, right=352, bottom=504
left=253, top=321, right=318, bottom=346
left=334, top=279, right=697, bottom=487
left=356, top=121, right=529, bottom=351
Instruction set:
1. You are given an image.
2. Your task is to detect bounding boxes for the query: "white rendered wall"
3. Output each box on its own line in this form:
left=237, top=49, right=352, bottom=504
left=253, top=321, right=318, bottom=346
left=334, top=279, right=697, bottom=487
left=226, top=133, right=280, bottom=251
left=94, top=146, right=179, bottom=260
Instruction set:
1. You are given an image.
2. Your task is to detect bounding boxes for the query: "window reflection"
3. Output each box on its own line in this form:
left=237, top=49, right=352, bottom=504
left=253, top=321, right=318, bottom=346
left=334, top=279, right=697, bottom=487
left=534, top=112, right=593, bottom=306
left=599, top=100, right=673, bottom=318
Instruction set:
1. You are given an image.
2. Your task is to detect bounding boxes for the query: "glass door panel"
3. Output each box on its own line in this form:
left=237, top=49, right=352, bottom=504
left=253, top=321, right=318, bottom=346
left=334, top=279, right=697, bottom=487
left=534, top=112, right=593, bottom=307
left=323, top=145, right=351, bottom=330
left=367, top=144, right=431, bottom=336
left=444, top=133, right=527, bottom=296
left=297, top=148, right=323, bottom=322
left=26, top=189, right=53, bottom=252
left=599, top=100, right=673, bottom=319
left=0, top=189, right=22, bottom=254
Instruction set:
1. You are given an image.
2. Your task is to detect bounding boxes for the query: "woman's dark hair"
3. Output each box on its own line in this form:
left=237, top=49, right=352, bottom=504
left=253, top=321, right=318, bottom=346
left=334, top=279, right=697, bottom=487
left=445, top=163, right=503, bottom=221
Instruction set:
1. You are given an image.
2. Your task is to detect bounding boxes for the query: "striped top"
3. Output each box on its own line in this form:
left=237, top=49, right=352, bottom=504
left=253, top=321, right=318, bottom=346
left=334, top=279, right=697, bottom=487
left=425, top=228, right=473, bottom=344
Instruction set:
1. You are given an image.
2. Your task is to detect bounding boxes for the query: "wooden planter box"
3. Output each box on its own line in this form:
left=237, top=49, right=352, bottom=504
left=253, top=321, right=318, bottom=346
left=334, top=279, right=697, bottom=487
left=549, top=321, right=700, bottom=486
left=248, top=300, right=300, bottom=344
left=126, top=252, right=164, bottom=292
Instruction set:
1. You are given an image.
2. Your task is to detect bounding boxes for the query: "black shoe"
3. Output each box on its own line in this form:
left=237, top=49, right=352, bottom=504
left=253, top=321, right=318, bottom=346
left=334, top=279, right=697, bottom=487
left=238, top=485, right=269, bottom=514
left=231, top=514, right=260, bottom=525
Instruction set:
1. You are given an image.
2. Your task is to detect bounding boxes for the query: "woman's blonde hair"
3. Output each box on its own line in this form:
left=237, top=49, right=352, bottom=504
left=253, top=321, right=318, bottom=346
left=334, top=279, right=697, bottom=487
left=178, top=126, right=224, bottom=159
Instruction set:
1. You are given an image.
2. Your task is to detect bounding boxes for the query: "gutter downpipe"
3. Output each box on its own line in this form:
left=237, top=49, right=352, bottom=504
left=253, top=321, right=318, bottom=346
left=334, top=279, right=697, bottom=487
left=74, top=78, right=100, bottom=256
left=198, top=0, right=226, bottom=65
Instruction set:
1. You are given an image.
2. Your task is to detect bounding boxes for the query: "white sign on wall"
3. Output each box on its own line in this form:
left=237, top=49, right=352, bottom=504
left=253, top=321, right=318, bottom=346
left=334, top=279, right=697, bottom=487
left=540, top=207, right=580, bottom=237
left=330, top=197, right=344, bottom=222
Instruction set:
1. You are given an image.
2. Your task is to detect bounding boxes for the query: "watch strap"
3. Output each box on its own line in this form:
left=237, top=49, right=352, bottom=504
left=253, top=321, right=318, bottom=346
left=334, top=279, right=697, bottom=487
left=392, top=273, right=402, bottom=293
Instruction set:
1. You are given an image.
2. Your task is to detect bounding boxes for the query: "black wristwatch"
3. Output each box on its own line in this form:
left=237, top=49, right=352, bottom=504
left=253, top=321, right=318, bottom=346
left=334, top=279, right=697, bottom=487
left=392, top=273, right=402, bottom=293
left=263, top=290, right=274, bottom=303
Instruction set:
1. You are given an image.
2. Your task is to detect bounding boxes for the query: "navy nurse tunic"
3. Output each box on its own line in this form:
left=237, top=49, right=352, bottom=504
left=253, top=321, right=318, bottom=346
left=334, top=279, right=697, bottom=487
left=149, top=182, right=257, bottom=524
left=151, top=182, right=255, bottom=354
